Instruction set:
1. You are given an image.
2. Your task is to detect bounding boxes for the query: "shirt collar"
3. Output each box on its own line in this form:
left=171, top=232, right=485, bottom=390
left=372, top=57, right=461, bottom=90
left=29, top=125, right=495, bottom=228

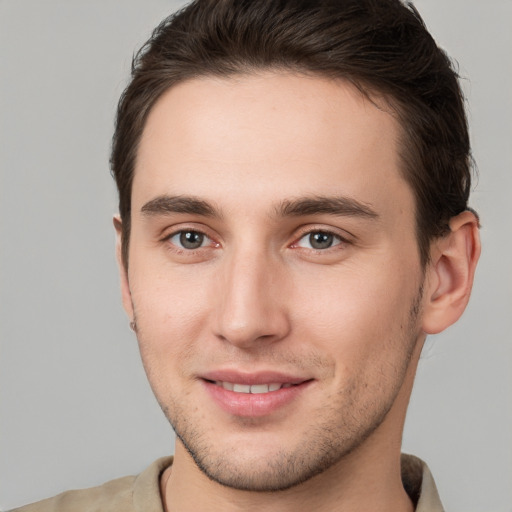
left=401, top=453, right=445, bottom=511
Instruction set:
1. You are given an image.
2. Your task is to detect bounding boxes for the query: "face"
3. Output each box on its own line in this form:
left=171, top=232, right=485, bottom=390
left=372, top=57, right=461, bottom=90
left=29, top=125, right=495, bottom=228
left=120, top=73, right=426, bottom=491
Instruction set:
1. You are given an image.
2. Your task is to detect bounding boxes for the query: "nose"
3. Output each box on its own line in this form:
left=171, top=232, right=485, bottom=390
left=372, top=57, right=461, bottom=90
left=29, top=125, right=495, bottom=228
left=213, top=248, right=291, bottom=349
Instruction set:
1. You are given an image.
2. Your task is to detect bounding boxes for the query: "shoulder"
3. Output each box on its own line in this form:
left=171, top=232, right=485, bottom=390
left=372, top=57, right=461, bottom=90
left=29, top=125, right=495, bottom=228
left=9, top=474, right=136, bottom=512
left=8, top=474, right=138, bottom=512
left=9, top=457, right=173, bottom=512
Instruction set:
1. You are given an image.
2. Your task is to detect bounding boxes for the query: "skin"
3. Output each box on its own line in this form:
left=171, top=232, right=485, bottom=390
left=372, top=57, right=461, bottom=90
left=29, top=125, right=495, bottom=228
left=116, top=72, right=480, bottom=512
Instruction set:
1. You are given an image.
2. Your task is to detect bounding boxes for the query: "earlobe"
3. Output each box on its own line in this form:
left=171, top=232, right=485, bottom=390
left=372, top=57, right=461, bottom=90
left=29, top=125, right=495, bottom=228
left=113, top=215, right=134, bottom=321
left=422, top=210, right=481, bottom=335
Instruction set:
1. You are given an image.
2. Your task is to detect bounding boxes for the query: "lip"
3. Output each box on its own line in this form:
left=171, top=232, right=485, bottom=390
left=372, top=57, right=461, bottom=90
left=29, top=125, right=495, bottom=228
left=200, top=370, right=313, bottom=418
left=202, top=370, right=308, bottom=386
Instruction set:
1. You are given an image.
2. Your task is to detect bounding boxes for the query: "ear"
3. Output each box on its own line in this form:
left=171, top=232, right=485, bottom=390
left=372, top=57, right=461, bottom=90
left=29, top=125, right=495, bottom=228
left=113, top=215, right=134, bottom=321
left=422, top=210, right=481, bottom=334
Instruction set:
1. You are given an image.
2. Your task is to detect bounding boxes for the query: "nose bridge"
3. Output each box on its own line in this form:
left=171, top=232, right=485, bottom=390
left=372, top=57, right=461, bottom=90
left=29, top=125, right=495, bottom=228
left=214, top=243, right=289, bottom=347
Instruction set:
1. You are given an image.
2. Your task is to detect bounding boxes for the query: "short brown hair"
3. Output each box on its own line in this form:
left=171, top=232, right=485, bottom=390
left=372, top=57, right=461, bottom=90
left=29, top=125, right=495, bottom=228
left=111, top=0, right=474, bottom=267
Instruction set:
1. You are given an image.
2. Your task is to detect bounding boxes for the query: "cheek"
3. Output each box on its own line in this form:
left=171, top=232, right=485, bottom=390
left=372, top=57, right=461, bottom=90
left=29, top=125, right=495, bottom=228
left=130, top=253, right=211, bottom=321
left=290, top=261, right=421, bottom=364
left=128, top=265, right=213, bottom=376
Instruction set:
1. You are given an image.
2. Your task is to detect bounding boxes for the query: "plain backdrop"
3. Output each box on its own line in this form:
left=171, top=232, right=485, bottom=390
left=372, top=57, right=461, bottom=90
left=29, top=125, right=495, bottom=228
left=1, top=1, right=511, bottom=510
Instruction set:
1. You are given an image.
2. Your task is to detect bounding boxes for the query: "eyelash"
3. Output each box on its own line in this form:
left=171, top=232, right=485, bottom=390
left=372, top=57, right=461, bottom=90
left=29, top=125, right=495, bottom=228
left=291, top=229, right=348, bottom=251
left=162, top=226, right=350, bottom=254
left=162, top=228, right=218, bottom=253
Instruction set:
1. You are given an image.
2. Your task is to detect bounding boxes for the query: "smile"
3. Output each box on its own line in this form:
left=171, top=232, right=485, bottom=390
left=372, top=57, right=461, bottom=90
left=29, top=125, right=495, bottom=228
left=203, top=376, right=313, bottom=417
left=214, top=381, right=295, bottom=394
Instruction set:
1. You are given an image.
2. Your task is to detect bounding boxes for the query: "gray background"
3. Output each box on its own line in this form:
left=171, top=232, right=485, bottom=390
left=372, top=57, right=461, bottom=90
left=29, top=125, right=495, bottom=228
left=1, top=1, right=510, bottom=510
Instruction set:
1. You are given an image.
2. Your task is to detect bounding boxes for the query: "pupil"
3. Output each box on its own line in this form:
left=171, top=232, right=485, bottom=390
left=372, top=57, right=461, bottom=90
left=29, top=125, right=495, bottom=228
left=310, top=232, right=333, bottom=249
left=180, top=231, right=204, bottom=249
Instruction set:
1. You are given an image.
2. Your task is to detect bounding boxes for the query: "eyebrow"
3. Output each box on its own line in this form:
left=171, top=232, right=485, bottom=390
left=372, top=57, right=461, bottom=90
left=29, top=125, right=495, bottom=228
left=141, top=195, right=220, bottom=218
left=140, top=194, right=378, bottom=221
left=276, top=196, right=379, bottom=220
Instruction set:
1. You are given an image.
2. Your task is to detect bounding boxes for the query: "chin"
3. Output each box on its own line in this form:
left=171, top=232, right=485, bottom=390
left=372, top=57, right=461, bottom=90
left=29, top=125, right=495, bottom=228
left=169, top=404, right=387, bottom=493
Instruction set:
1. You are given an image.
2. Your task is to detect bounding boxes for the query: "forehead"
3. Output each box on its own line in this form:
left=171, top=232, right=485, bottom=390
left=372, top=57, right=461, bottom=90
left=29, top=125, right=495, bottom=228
left=133, top=72, right=413, bottom=223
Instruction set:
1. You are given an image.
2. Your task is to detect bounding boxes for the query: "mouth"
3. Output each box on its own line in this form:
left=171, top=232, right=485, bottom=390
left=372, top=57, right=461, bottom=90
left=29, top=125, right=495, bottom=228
left=201, top=372, right=313, bottom=417
left=208, top=380, right=297, bottom=394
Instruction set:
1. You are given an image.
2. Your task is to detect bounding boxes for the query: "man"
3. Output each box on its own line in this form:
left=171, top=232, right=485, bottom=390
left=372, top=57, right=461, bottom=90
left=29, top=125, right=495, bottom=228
left=12, top=0, right=480, bottom=510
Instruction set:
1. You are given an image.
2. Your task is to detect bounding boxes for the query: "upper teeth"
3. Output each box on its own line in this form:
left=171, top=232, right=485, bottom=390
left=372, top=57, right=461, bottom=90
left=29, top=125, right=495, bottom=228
left=216, top=382, right=293, bottom=394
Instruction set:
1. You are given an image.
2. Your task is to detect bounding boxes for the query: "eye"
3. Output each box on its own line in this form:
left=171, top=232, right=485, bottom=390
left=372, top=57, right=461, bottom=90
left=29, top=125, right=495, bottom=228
left=169, top=230, right=210, bottom=250
left=295, top=231, right=342, bottom=250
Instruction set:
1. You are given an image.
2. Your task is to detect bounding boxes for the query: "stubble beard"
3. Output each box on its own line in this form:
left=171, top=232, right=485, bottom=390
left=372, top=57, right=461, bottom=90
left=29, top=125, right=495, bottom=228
left=138, top=285, right=424, bottom=493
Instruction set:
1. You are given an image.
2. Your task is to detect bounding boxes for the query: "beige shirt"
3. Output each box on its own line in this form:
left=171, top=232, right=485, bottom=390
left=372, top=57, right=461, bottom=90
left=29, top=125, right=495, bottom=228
left=10, top=454, right=443, bottom=511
